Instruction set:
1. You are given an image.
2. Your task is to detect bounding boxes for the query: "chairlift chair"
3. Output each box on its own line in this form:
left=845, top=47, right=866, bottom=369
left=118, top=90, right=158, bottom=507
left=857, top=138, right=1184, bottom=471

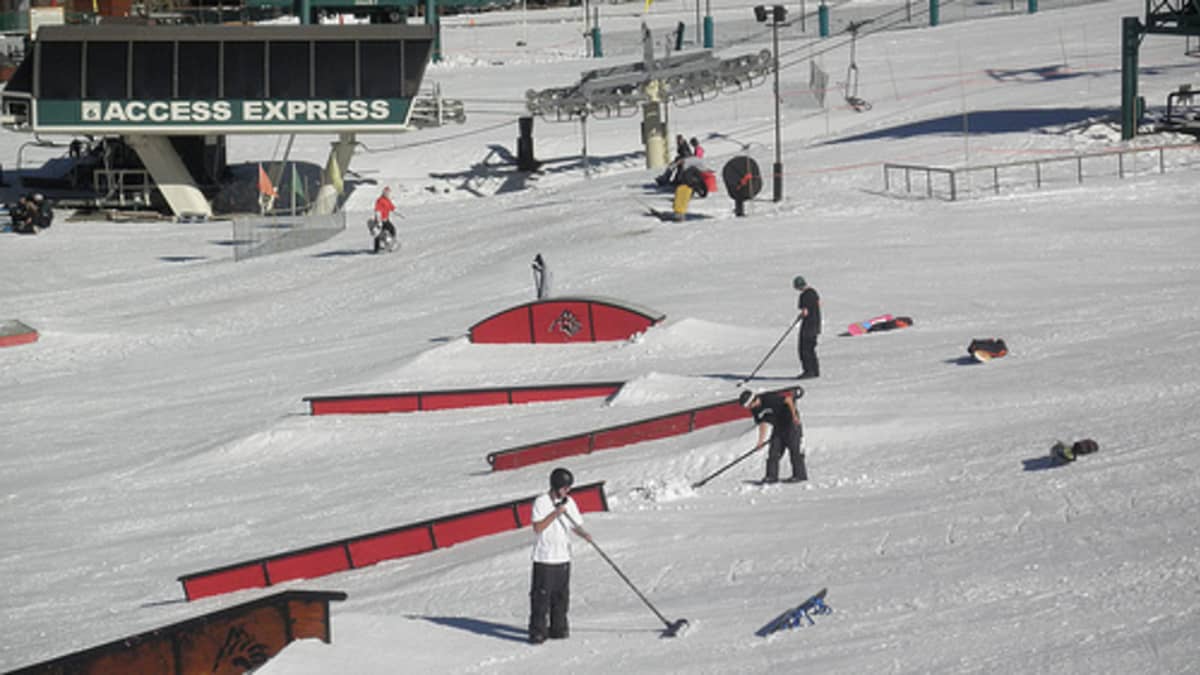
left=844, top=20, right=873, bottom=112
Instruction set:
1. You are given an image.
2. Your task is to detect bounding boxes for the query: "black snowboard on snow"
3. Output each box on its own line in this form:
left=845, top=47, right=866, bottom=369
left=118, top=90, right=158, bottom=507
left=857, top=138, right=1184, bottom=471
left=756, top=588, right=832, bottom=636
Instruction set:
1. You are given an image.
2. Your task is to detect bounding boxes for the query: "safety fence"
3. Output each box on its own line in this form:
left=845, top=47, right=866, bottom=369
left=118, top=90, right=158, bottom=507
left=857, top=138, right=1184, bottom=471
left=231, top=211, right=347, bottom=261
left=305, top=381, right=625, bottom=415
left=882, top=142, right=1200, bottom=200
left=7, top=590, right=346, bottom=675
left=486, top=386, right=797, bottom=471
left=178, top=482, right=609, bottom=601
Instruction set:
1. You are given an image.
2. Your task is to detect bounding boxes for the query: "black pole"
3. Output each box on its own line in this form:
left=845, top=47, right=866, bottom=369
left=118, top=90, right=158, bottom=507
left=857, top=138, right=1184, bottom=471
left=691, top=442, right=768, bottom=488
left=737, top=314, right=801, bottom=386
left=561, top=512, right=688, bottom=636
left=772, top=17, right=783, bottom=202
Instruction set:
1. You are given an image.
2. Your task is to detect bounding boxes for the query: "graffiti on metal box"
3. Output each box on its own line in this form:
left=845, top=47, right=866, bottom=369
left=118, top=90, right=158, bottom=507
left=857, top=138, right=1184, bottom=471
left=549, top=310, right=583, bottom=337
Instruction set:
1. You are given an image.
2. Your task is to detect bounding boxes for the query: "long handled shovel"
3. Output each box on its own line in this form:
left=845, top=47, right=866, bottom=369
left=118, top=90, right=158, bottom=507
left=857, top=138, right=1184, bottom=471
left=737, top=314, right=802, bottom=386
left=691, top=441, right=768, bottom=488
left=563, top=512, right=689, bottom=638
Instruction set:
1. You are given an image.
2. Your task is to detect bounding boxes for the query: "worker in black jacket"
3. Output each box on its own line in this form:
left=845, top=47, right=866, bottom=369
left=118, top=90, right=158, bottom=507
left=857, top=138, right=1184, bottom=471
left=739, top=389, right=806, bottom=483
left=794, top=276, right=821, bottom=379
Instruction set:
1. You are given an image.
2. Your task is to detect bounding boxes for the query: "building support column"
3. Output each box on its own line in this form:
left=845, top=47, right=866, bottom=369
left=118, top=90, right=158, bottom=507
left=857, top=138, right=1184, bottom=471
left=310, top=132, right=356, bottom=215
left=124, top=134, right=213, bottom=220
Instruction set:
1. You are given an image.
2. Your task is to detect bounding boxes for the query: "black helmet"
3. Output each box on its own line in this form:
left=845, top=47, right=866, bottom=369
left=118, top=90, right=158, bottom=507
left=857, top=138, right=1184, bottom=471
left=550, top=467, right=574, bottom=491
left=738, top=389, right=756, bottom=408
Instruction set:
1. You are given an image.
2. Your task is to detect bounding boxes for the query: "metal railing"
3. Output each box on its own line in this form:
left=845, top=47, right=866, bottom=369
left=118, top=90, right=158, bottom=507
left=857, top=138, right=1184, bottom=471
left=93, top=168, right=153, bottom=208
left=883, top=142, right=1200, bottom=200
left=231, top=211, right=347, bottom=261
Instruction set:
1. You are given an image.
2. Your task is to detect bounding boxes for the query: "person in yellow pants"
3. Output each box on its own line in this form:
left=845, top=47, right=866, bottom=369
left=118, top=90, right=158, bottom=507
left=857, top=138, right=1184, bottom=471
left=672, top=183, right=693, bottom=222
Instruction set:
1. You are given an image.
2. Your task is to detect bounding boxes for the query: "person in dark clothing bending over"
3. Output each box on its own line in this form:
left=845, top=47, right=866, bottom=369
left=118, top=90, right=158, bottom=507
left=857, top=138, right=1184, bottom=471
left=794, top=275, right=822, bottom=379
left=529, top=467, right=592, bottom=644
left=740, top=389, right=807, bottom=483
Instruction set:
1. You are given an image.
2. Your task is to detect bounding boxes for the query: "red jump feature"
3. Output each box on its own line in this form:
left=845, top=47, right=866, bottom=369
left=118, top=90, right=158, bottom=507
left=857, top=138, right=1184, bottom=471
left=0, top=319, right=38, bottom=348
left=469, top=296, right=665, bottom=344
left=177, top=482, right=609, bottom=601
left=486, top=386, right=798, bottom=471
left=305, top=381, right=625, bottom=415
left=6, top=590, right=346, bottom=675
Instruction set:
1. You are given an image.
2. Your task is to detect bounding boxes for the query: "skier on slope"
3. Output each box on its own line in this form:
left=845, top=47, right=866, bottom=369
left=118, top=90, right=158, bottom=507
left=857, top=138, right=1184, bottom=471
left=740, top=389, right=807, bottom=484
left=529, top=467, right=592, bottom=644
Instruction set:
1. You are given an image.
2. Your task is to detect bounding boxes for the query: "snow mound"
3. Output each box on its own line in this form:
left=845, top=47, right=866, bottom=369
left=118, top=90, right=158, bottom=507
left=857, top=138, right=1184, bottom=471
left=606, top=372, right=729, bottom=408
left=626, top=317, right=753, bottom=355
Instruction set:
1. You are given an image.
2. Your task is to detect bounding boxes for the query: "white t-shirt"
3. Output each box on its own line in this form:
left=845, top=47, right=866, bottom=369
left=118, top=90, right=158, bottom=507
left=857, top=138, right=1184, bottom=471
left=531, top=493, right=583, bottom=564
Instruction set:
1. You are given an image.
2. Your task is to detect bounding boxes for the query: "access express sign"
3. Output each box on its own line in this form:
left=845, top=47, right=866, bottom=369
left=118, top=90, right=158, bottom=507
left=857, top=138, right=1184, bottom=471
left=33, top=98, right=412, bottom=132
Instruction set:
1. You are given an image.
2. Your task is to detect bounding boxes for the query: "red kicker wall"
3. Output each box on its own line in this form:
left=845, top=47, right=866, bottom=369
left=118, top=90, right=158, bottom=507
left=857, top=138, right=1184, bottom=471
left=179, top=482, right=609, bottom=601
left=469, top=297, right=664, bottom=344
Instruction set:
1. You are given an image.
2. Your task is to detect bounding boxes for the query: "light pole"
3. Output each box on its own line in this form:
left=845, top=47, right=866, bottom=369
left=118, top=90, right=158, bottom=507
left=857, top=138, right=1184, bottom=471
left=755, top=4, right=787, bottom=202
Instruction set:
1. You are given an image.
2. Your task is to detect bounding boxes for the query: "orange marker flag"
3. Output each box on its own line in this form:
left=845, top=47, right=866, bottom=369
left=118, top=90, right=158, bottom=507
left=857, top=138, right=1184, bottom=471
left=257, top=163, right=277, bottom=198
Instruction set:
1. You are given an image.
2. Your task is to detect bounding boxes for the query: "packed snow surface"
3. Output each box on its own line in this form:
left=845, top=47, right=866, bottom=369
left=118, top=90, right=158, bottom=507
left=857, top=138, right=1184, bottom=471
left=2, top=0, right=1199, bottom=673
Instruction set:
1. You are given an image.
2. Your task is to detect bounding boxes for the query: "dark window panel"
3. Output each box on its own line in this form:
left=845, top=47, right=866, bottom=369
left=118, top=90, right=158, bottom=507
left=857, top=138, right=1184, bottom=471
left=178, top=42, right=220, bottom=100
left=269, top=41, right=310, bottom=99
left=314, top=42, right=355, bottom=99
left=86, top=42, right=129, bottom=99
left=224, top=41, right=265, bottom=100
left=402, top=41, right=426, bottom=98
left=359, top=41, right=403, bottom=99
left=39, top=42, right=82, bottom=99
left=131, top=42, right=174, bottom=100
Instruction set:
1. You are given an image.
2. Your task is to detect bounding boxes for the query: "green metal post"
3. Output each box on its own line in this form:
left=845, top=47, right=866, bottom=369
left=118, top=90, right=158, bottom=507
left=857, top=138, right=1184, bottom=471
left=1121, top=16, right=1141, bottom=140
left=703, top=16, right=714, bottom=48
left=929, top=0, right=939, bottom=27
left=1027, top=0, right=1037, bottom=13
left=297, top=0, right=311, bottom=24
left=818, top=3, right=829, bottom=37
left=426, top=0, right=441, bottom=63
left=592, top=28, right=603, bottom=57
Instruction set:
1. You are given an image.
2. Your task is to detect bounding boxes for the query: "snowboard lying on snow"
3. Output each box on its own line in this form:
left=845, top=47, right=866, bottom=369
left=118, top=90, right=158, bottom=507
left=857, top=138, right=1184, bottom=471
left=756, top=588, right=833, bottom=636
left=848, top=314, right=913, bottom=336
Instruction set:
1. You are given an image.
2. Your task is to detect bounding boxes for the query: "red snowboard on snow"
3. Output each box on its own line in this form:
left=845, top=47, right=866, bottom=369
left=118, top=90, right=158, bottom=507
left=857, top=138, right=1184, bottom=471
left=848, top=314, right=913, bottom=336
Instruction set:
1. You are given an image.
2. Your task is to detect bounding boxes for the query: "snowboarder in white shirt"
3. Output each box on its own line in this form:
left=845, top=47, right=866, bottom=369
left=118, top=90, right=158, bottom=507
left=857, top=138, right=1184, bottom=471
left=528, top=467, right=592, bottom=644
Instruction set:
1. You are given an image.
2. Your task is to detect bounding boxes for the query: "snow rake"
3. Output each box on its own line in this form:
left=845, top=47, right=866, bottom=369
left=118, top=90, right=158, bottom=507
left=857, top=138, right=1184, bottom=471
left=737, top=314, right=802, bottom=386
left=690, top=441, right=769, bottom=489
left=563, top=512, right=689, bottom=638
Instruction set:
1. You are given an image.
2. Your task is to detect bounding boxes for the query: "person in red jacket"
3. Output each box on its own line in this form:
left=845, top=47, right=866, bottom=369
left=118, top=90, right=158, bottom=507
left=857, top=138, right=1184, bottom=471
left=372, top=186, right=398, bottom=253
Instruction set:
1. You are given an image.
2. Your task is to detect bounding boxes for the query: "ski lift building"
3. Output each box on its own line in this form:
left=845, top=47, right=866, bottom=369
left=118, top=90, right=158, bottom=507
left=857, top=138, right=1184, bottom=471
left=0, top=23, right=434, bottom=218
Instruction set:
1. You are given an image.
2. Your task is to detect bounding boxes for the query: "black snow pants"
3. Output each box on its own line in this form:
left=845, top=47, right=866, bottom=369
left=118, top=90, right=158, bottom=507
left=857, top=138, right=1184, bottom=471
left=766, top=427, right=806, bottom=482
left=798, top=332, right=819, bottom=378
left=529, top=561, right=571, bottom=640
